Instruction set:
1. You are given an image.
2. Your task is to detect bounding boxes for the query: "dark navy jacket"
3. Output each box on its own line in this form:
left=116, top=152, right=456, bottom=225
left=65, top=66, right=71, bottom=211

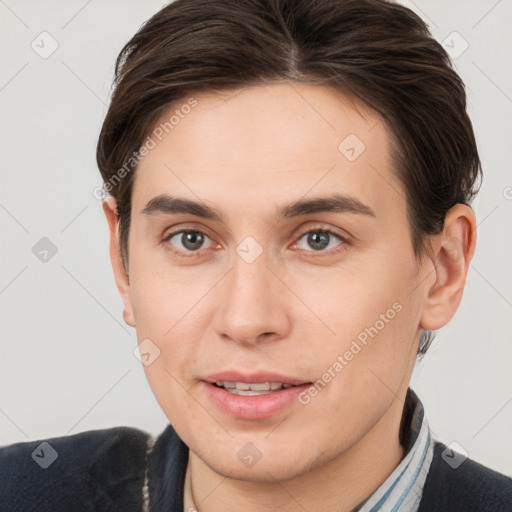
left=1, top=423, right=511, bottom=511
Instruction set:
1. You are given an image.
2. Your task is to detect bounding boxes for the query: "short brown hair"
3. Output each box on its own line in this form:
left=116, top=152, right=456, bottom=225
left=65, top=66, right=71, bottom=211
left=96, top=0, right=482, bottom=355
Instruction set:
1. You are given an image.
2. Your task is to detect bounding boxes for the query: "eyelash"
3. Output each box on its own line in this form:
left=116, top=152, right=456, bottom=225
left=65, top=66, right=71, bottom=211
left=161, top=225, right=350, bottom=257
left=292, top=227, right=350, bottom=256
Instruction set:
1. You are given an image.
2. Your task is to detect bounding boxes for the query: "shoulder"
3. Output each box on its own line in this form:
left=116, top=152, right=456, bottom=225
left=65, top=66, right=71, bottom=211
left=0, top=426, right=150, bottom=512
left=419, top=441, right=512, bottom=512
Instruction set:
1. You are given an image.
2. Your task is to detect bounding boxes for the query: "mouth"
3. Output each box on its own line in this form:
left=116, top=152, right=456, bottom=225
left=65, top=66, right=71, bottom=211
left=213, top=381, right=300, bottom=396
left=201, top=372, right=313, bottom=420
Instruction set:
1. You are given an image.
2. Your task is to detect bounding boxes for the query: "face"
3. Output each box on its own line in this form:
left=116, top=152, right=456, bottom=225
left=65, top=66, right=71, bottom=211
left=118, top=82, right=430, bottom=481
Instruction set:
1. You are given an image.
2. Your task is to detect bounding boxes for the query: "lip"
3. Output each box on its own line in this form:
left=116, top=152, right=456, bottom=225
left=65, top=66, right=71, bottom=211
left=201, top=371, right=312, bottom=420
left=203, top=371, right=310, bottom=386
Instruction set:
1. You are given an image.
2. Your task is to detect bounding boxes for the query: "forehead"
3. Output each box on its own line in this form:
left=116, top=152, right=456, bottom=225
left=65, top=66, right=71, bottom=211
left=132, top=82, right=402, bottom=221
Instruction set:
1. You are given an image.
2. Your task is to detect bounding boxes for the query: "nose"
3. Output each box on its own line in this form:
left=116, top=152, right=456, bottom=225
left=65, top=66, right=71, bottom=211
left=212, top=253, right=291, bottom=347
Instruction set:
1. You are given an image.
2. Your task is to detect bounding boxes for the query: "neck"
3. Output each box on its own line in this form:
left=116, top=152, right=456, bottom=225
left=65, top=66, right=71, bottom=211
left=186, top=394, right=407, bottom=512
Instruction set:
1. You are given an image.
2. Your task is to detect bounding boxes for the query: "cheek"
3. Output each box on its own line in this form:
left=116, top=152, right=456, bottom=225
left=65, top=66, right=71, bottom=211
left=130, top=279, right=204, bottom=375
left=127, top=252, right=217, bottom=392
left=293, top=253, right=418, bottom=385
left=128, top=245, right=207, bottom=337
left=293, top=262, right=406, bottom=339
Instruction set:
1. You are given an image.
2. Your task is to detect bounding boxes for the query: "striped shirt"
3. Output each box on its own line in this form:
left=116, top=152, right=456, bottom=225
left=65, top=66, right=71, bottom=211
left=352, top=388, right=434, bottom=511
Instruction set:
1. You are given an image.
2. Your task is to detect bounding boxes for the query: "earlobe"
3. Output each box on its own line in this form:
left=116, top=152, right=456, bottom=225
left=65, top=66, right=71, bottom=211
left=102, top=196, right=136, bottom=328
left=420, top=204, right=477, bottom=331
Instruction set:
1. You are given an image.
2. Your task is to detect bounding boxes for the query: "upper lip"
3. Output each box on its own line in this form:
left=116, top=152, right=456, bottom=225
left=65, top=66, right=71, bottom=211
left=203, top=371, right=311, bottom=386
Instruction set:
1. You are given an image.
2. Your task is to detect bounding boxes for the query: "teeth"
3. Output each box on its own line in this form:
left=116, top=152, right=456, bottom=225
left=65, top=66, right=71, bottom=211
left=214, top=381, right=236, bottom=389
left=231, top=389, right=273, bottom=396
left=242, top=382, right=270, bottom=391
left=215, top=381, right=295, bottom=394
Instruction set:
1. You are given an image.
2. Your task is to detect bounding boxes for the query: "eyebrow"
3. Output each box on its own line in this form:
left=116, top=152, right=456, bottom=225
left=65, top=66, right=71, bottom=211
left=140, top=193, right=376, bottom=221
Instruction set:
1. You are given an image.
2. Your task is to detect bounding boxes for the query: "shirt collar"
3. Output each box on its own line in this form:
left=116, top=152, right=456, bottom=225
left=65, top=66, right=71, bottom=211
left=351, top=387, right=434, bottom=512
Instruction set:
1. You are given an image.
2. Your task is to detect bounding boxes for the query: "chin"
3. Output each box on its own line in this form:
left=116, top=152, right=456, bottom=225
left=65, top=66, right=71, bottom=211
left=193, top=435, right=331, bottom=483
left=205, top=457, right=311, bottom=483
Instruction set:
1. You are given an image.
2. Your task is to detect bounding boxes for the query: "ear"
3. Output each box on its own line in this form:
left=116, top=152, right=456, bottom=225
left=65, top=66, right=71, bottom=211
left=103, top=196, right=136, bottom=327
left=420, top=203, right=477, bottom=331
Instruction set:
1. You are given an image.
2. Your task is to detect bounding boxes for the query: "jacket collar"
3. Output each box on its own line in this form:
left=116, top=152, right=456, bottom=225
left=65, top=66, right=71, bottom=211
left=146, top=422, right=189, bottom=512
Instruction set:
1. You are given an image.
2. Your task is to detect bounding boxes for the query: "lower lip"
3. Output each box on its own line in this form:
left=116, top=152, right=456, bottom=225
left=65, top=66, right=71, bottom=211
left=202, top=381, right=311, bottom=420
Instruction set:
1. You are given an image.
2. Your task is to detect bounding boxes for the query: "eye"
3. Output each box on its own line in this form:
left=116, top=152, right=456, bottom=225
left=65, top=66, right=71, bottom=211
left=294, top=228, right=346, bottom=253
left=163, top=230, right=214, bottom=253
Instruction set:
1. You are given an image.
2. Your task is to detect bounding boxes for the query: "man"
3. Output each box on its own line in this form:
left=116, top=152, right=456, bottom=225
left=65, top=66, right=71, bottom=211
left=1, top=0, right=511, bottom=510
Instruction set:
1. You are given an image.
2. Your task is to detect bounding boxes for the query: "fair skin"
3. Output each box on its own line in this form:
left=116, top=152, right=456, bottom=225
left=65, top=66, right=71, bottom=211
left=103, top=82, right=476, bottom=511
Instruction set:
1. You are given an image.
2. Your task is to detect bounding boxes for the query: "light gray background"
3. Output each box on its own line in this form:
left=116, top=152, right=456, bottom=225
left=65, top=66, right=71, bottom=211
left=1, top=0, right=511, bottom=477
